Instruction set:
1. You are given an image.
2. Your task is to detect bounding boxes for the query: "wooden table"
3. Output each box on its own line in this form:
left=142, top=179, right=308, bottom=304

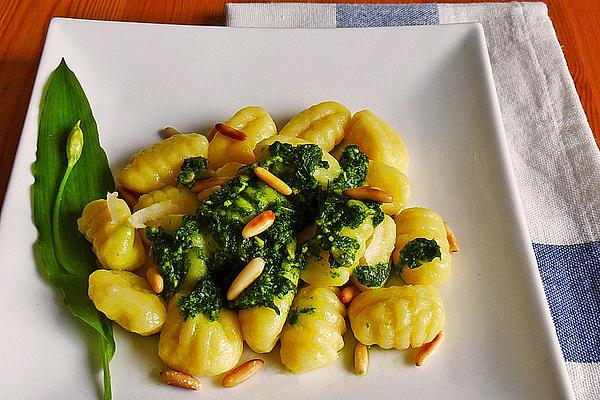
left=1, top=0, right=598, bottom=210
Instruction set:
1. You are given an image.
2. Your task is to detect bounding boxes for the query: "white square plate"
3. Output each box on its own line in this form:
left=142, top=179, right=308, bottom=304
left=0, top=18, right=573, bottom=399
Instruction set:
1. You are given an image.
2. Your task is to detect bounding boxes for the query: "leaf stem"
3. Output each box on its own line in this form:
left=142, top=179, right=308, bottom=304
left=52, top=121, right=84, bottom=276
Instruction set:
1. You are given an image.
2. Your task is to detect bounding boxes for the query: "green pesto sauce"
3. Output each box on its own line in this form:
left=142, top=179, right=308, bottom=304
left=147, top=142, right=378, bottom=320
left=146, top=216, right=213, bottom=299
left=177, top=277, right=222, bottom=321
left=329, top=144, right=369, bottom=191
left=398, top=238, right=441, bottom=272
left=313, top=194, right=383, bottom=269
left=353, top=262, right=390, bottom=288
left=146, top=224, right=189, bottom=299
left=259, top=141, right=329, bottom=229
left=195, top=160, right=303, bottom=313
left=260, top=141, right=326, bottom=192
left=176, top=156, right=210, bottom=188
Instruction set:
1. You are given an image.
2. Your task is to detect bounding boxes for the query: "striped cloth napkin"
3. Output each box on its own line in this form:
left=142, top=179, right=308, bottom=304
left=226, top=3, right=600, bottom=399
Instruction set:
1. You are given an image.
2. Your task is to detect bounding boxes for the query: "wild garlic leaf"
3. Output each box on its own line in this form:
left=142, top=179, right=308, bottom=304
left=32, top=58, right=115, bottom=400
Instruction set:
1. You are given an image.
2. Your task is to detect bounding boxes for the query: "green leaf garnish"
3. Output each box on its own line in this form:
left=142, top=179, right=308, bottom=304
left=398, top=238, right=441, bottom=271
left=32, top=59, right=116, bottom=400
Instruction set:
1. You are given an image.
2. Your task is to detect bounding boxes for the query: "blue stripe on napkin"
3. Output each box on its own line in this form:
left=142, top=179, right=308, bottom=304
left=336, top=4, right=439, bottom=27
left=533, top=242, right=600, bottom=363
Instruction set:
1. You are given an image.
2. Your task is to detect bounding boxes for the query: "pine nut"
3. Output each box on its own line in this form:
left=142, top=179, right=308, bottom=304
left=415, top=331, right=445, bottom=367
left=227, top=257, right=266, bottom=301
left=343, top=186, right=393, bottom=203
left=207, top=126, right=217, bottom=142
left=162, top=126, right=181, bottom=138
left=191, top=177, right=229, bottom=193
left=253, top=167, right=293, bottom=195
left=444, top=222, right=460, bottom=253
left=215, top=123, right=248, bottom=141
left=160, top=369, right=201, bottom=390
left=197, top=185, right=221, bottom=202
left=340, top=285, right=361, bottom=305
left=222, top=359, right=264, bottom=388
left=354, top=342, right=369, bottom=375
left=242, top=210, right=276, bottom=239
left=146, top=264, right=164, bottom=294
left=117, top=185, right=139, bottom=208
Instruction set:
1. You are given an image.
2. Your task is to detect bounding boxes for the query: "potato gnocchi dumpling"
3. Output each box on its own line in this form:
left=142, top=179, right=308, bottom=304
left=301, top=216, right=374, bottom=287
left=393, top=207, right=452, bottom=286
left=214, top=161, right=245, bottom=178
left=300, top=250, right=350, bottom=287
left=352, top=214, right=396, bottom=290
left=158, top=295, right=243, bottom=376
left=88, top=269, right=166, bottom=336
left=132, top=186, right=198, bottom=228
left=133, top=186, right=197, bottom=214
left=117, top=133, right=209, bottom=193
left=238, top=265, right=299, bottom=354
left=348, top=285, right=444, bottom=350
left=148, top=214, right=184, bottom=236
left=344, top=110, right=409, bottom=172
left=208, top=106, right=277, bottom=170
left=238, top=291, right=294, bottom=354
left=366, top=160, right=410, bottom=215
left=301, top=195, right=381, bottom=287
left=280, top=286, right=346, bottom=373
left=77, top=195, right=145, bottom=271
left=279, top=101, right=350, bottom=152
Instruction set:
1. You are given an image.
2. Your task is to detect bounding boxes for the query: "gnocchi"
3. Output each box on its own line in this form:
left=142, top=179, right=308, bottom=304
left=238, top=259, right=300, bottom=354
left=214, top=161, right=246, bottom=178
left=117, top=133, right=209, bottom=193
left=238, top=291, right=294, bottom=354
left=77, top=195, right=145, bottom=271
left=158, top=294, right=243, bottom=376
left=133, top=186, right=197, bottom=214
left=301, top=193, right=379, bottom=287
left=366, top=160, right=410, bottom=215
left=88, top=269, right=166, bottom=336
left=348, top=285, right=445, bottom=350
left=352, top=214, right=396, bottom=290
left=344, top=110, right=409, bottom=172
left=392, top=207, right=452, bottom=286
left=279, top=286, right=347, bottom=373
left=132, top=186, right=198, bottom=228
left=208, top=106, right=277, bottom=170
left=279, top=101, right=350, bottom=152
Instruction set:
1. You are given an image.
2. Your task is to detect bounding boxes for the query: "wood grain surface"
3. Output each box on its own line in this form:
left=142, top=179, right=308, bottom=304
left=0, top=0, right=598, bottom=211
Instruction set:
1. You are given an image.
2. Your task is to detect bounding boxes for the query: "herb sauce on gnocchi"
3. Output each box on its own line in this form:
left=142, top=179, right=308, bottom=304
left=78, top=100, right=458, bottom=387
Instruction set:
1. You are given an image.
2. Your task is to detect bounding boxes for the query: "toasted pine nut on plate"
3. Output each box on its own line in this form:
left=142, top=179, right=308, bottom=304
left=160, top=369, right=201, bottom=390
left=222, top=359, right=265, bottom=388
